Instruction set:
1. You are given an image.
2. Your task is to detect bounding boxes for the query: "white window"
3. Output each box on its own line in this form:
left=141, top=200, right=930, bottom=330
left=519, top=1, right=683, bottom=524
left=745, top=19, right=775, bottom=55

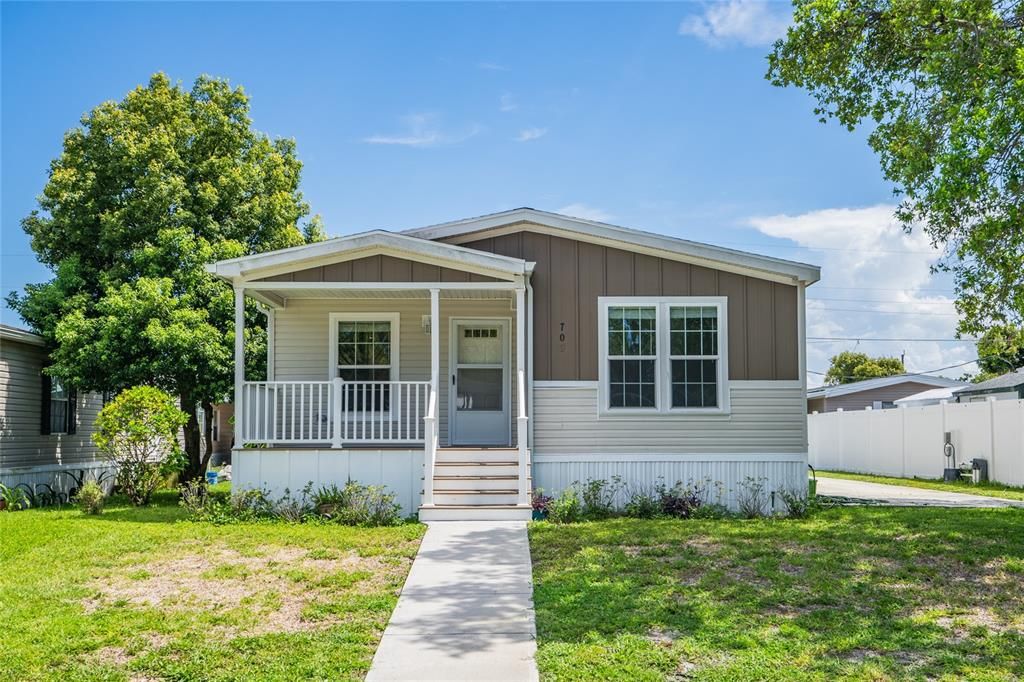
left=598, top=297, right=729, bottom=415
left=50, top=377, right=70, bottom=434
left=329, top=313, right=401, bottom=412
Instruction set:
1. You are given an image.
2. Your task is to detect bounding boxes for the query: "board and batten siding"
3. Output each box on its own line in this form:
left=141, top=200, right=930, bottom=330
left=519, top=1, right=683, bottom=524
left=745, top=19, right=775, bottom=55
left=271, top=298, right=519, bottom=447
left=0, top=337, right=106, bottom=481
left=533, top=382, right=807, bottom=454
left=256, top=254, right=498, bottom=283
left=448, top=227, right=799, bottom=382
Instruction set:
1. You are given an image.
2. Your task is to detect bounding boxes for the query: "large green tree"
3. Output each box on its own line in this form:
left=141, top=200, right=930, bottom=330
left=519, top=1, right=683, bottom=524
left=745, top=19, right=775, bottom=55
left=825, top=350, right=906, bottom=384
left=974, top=323, right=1024, bottom=378
left=768, top=0, right=1024, bottom=335
left=9, top=73, right=322, bottom=481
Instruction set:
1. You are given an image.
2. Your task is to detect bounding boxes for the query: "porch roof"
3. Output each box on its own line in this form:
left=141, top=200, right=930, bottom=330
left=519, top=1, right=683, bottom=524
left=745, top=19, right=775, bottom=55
left=239, top=281, right=517, bottom=307
left=207, top=230, right=534, bottom=283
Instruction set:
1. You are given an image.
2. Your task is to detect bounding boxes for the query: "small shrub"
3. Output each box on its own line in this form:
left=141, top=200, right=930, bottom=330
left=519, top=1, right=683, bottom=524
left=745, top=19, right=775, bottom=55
left=94, top=386, right=188, bottom=506
left=531, top=488, right=553, bottom=517
left=76, top=481, right=105, bottom=515
left=0, top=483, right=31, bottom=511
left=778, top=488, right=815, bottom=518
left=656, top=479, right=705, bottom=519
left=580, top=476, right=625, bottom=520
left=179, top=481, right=274, bottom=524
left=309, top=481, right=401, bottom=526
left=274, top=484, right=314, bottom=522
left=736, top=476, right=769, bottom=518
left=689, top=502, right=732, bottom=520
left=624, top=484, right=661, bottom=519
left=547, top=487, right=582, bottom=524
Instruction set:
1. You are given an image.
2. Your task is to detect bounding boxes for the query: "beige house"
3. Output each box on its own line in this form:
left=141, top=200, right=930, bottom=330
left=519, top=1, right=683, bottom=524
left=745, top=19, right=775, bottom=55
left=209, top=208, right=821, bottom=519
left=807, top=374, right=967, bottom=413
left=0, top=324, right=107, bottom=492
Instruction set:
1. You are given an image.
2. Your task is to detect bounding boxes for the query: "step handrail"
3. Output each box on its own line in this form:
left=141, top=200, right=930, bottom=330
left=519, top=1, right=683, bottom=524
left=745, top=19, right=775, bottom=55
left=422, top=388, right=439, bottom=506
left=516, top=368, right=529, bottom=505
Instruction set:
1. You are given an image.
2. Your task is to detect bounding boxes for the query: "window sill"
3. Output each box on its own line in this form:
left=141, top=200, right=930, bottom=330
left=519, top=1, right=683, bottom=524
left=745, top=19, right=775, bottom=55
left=597, top=407, right=731, bottom=419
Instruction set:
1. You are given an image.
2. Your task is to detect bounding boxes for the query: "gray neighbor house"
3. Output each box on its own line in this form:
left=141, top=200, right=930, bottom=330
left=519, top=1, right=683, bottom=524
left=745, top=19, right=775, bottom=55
left=0, top=324, right=234, bottom=492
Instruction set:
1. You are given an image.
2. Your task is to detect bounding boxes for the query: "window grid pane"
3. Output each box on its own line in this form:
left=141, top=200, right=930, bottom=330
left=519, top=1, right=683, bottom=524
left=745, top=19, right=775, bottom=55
left=608, top=306, right=657, bottom=409
left=669, top=306, right=719, bottom=408
left=337, top=320, right=393, bottom=411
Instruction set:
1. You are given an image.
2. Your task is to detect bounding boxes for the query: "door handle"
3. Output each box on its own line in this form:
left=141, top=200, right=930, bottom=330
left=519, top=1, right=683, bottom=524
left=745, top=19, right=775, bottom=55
left=452, top=374, right=456, bottom=385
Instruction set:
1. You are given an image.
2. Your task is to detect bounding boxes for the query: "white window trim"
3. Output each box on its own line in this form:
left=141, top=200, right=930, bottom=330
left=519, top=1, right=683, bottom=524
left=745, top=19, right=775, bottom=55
left=597, top=296, right=730, bottom=417
left=328, top=312, right=401, bottom=417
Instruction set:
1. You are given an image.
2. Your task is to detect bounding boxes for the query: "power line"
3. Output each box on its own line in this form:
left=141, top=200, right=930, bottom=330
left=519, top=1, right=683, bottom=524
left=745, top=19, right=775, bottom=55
left=807, top=358, right=980, bottom=381
left=812, top=285, right=955, bottom=293
left=809, top=306, right=958, bottom=317
left=710, top=240, right=940, bottom=256
left=808, top=296, right=955, bottom=306
left=808, top=336, right=977, bottom=343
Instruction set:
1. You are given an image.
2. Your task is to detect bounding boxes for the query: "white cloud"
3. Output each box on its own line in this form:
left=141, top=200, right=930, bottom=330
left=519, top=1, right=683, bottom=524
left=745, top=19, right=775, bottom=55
left=747, top=205, right=977, bottom=386
left=499, top=93, right=516, bottom=112
left=679, top=0, right=790, bottom=48
left=363, top=114, right=481, bottom=148
left=556, top=203, right=614, bottom=222
left=516, top=127, right=547, bottom=142
left=478, top=61, right=509, bottom=71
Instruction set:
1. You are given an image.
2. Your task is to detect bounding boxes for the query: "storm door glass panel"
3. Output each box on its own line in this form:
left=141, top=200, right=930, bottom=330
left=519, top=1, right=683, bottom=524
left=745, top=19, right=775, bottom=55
left=607, top=306, right=657, bottom=408
left=456, top=327, right=503, bottom=412
left=337, top=320, right=392, bottom=411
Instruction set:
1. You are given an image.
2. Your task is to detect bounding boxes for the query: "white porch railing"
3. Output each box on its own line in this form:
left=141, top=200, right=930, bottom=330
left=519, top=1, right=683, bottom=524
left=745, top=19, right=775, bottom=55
left=239, top=380, right=431, bottom=446
left=517, top=368, right=529, bottom=505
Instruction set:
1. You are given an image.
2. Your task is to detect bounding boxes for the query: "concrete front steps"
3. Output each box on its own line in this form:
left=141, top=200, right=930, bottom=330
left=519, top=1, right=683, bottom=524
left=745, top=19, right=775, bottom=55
left=419, top=448, right=533, bottom=521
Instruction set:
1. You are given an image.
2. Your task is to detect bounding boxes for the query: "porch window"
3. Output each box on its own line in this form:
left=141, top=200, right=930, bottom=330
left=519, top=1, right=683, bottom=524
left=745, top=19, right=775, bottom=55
left=599, top=297, right=728, bottom=415
left=329, top=313, right=401, bottom=412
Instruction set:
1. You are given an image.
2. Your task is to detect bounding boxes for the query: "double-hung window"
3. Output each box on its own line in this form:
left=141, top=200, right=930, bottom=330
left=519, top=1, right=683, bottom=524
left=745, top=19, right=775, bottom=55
left=329, top=313, right=400, bottom=413
left=599, top=297, right=728, bottom=415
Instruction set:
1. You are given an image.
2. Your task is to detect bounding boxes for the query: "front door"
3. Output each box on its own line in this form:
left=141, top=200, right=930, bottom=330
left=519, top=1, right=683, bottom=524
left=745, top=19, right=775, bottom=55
left=449, top=319, right=510, bottom=446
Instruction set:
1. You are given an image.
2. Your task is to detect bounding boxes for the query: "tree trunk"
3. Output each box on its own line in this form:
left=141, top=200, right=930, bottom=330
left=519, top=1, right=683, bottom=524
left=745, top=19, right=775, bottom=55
left=180, top=392, right=204, bottom=483
left=200, top=400, right=215, bottom=473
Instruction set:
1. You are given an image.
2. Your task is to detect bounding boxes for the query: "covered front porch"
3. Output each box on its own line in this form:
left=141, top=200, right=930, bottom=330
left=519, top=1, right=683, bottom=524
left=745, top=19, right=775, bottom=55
left=211, top=231, right=535, bottom=515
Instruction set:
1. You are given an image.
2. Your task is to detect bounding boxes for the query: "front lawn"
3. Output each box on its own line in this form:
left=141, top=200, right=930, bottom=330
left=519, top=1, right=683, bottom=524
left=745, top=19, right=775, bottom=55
left=0, top=491, right=425, bottom=681
left=529, top=507, right=1024, bottom=681
left=817, top=469, right=1024, bottom=502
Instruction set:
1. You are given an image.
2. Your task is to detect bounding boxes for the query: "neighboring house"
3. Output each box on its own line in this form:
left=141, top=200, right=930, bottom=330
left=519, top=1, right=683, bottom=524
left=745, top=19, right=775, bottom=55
left=807, top=375, right=966, bottom=414
left=893, top=386, right=963, bottom=407
left=0, top=324, right=107, bottom=492
left=954, top=369, right=1024, bottom=403
left=208, top=207, right=821, bottom=519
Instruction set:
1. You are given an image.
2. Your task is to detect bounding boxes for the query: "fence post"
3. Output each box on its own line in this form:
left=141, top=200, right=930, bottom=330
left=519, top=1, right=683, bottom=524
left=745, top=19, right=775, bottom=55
left=988, top=396, right=997, bottom=480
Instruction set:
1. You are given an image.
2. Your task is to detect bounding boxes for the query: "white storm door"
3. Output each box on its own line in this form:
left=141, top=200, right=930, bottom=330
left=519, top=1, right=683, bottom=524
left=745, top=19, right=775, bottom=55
left=450, top=319, right=510, bottom=446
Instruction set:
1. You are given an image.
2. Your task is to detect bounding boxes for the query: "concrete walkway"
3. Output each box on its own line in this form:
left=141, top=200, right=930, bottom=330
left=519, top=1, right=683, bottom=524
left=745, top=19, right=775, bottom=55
left=367, top=521, right=539, bottom=682
left=817, top=476, right=1024, bottom=508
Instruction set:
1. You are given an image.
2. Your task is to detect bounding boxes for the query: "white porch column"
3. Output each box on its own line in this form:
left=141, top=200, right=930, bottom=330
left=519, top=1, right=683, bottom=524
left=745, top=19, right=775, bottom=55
left=234, top=286, right=245, bottom=445
left=515, top=286, right=528, bottom=505
left=422, top=288, right=441, bottom=508
left=430, top=288, right=440, bottom=398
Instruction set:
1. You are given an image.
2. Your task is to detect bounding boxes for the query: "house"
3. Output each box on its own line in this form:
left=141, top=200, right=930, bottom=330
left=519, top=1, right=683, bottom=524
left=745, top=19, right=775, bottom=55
left=954, top=368, right=1024, bottom=403
left=893, top=386, right=963, bottom=407
left=806, top=375, right=966, bottom=414
left=0, top=324, right=107, bottom=493
left=207, top=208, right=821, bottom=519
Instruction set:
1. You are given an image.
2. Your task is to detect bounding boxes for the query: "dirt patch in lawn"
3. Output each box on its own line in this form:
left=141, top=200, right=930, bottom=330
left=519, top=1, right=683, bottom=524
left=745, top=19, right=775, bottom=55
left=83, top=543, right=403, bottom=636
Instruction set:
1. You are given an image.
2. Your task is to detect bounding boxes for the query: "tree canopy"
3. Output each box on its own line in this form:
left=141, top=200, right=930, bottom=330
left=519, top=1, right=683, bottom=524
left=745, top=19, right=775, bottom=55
left=825, top=350, right=906, bottom=384
left=974, top=324, right=1024, bottom=379
left=8, top=73, right=322, bottom=479
left=768, top=0, right=1024, bottom=335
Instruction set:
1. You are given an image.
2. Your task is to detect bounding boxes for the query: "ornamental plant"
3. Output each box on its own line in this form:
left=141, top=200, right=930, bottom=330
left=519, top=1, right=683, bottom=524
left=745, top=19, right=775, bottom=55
left=94, top=386, right=188, bottom=506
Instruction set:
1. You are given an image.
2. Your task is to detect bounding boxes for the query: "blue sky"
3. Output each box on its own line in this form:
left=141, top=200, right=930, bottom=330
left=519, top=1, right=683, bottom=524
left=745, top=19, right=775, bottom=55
left=0, top=1, right=976, bottom=384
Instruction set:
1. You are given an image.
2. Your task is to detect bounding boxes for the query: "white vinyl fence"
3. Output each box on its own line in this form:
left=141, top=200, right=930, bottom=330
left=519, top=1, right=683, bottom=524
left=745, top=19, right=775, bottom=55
left=808, top=399, right=1024, bottom=487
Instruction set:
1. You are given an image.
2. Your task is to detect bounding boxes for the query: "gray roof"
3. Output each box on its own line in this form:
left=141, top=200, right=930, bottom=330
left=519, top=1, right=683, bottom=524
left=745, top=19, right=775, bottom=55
left=953, top=369, right=1024, bottom=395
left=806, top=374, right=966, bottom=400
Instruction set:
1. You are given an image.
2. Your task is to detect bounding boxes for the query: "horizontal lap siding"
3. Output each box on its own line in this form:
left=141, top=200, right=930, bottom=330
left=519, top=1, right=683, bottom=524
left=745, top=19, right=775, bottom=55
left=533, top=382, right=806, bottom=454
left=0, top=339, right=104, bottom=472
left=456, top=227, right=800, bottom=382
left=257, top=255, right=497, bottom=283
left=272, top=298, right=518, bottom=446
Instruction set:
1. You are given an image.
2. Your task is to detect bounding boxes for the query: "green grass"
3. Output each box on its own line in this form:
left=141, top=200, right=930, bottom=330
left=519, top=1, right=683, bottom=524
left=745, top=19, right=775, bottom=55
left=0, top=490, right=425, bottom=681
left=817, top=470, right=1024, bottom=502
left=529, top=507, right=1024, bottom=681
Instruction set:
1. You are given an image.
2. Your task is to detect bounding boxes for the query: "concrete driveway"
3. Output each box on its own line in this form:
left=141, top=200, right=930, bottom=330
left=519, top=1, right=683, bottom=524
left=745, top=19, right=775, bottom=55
left=817, top=476, right=1024, bottom=508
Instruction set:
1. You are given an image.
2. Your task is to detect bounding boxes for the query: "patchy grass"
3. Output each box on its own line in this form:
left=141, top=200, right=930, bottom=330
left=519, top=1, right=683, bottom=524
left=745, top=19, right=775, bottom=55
left=0, top=490, right=424, bottom=681
left=529, top=507, right=1024, bottom=681
left=818, top=469, right=1024, bottom=502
